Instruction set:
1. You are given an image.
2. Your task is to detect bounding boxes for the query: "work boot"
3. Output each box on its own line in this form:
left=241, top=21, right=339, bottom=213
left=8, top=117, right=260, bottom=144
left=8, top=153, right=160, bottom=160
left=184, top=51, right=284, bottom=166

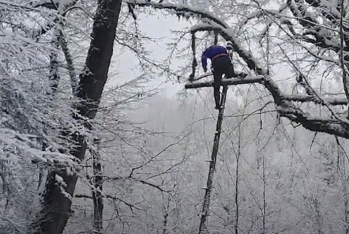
left=215, top=105, right=222, bottom=110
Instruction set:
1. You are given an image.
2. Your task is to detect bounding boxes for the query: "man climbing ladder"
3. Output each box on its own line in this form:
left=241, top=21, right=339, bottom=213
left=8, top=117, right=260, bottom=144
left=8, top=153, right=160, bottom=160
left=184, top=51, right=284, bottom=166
left=201, top=43, right=235, bottom=110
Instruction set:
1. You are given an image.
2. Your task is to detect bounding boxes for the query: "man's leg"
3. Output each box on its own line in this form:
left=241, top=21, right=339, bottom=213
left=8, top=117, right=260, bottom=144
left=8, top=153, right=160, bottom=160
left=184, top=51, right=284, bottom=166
left=224, top=59, right=247, bottom=79
left=224, top=58, right=235, bottom=78
left=213, top=71, right=222, bottom=110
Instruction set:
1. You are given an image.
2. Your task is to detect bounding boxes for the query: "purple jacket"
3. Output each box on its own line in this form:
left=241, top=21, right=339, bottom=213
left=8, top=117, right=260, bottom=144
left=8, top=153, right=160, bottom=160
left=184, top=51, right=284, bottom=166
left=201, top=45, right=229, bottom=71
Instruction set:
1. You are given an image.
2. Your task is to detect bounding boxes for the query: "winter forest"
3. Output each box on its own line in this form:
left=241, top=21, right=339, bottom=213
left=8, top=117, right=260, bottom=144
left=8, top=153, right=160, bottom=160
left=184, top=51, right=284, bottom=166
left=4, top=0, right=349, bottom=233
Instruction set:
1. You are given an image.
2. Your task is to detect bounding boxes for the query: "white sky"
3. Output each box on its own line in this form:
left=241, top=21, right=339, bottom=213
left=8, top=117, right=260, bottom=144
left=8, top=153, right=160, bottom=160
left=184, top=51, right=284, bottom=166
left=112, top=13, right=190, bottom=98
left=107, top=8, right=345, bottom=106
left=110, top=12, right=291, bottom=100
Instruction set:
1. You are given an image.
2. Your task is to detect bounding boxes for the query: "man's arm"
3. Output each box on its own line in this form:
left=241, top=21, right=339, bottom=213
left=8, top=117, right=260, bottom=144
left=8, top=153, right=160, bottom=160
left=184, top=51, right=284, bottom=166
left=201, top=50, right=209, bottom=72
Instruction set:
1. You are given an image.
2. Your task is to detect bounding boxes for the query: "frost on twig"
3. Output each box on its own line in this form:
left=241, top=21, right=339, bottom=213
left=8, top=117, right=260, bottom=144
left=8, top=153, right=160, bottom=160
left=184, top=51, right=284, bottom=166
left=185, top=76, right=264, bottom=88
left=132, top=0, right=349, bottom=139
left=59, top=29, right=77, bottom=95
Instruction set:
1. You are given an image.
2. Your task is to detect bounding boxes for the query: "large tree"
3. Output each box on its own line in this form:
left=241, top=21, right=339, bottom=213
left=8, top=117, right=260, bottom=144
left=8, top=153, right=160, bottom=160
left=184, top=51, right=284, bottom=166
left=122, top=1, right=349, bottom=233
left=4, top=0, right=349, bottom=233
left=0, top=0, right=86, bottom=233
left=129, top=0, right=349, bottom=139
left=30, top=0, right=123, bottom=233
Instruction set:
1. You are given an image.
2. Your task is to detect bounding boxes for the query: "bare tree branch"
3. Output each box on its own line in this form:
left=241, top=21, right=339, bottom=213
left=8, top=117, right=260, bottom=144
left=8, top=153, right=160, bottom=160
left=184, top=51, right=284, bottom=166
left=59, top=29, right=77, bottom=94
left=339, top=0, right=349, bottom=105
left=186, top=76, right=348, bottom=105
left=131, top=1, right=349, bottom=139
left=75, top=194, right=141, bottom=211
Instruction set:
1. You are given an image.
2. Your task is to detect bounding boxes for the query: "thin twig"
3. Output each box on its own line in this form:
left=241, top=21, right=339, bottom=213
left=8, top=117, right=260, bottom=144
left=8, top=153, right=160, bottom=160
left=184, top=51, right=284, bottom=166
left=340, top=0, right=349, bottom=118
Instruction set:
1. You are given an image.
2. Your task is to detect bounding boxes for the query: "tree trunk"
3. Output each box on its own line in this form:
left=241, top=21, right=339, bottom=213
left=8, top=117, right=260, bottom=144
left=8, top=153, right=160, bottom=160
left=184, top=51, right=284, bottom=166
left=162, top=196, right=171, bottom=234
left=345, top=197, right=349, bottom=234
left=31, top=1, right=123, bottom=234
left=198, top=85, right=228, bottom=234
left=234, top=125, right=241, bottom=234
left=91, top=138, right=103, bottom=234
left=343, top=162, right=349, bottom=234
left=48, top=25, right=61, bottom=95
left=262, top=155, right=266, bottom=234
left=59, top=29, right=77, bottom=95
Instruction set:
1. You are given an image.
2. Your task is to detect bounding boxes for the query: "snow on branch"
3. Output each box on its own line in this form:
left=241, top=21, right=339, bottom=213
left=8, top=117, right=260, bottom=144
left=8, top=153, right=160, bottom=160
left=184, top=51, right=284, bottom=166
left=133, top=0, right=349, bottom=139
left=237, top=3, right=288, bottom=30
left=185, top=77, right=348, bottom=106
left=278, top=107, right=349, bottom=139
left=128, top=0, right=227, bottom=28
left=190, top=24, right=267, bottom=75
left=282, top=94, right=348, bottom=106
left=304, top=0, right=341, bottom=22
left=286, top=0, right=341, bottom=51
left=185, top=76, right=264, bottom=88
left=129, top=1, right=267, bottom=74
left=75, top=194, right=142, bottom=211
left=0, top=127, right=78, bottom=166
left=59, top=29, right=77, bottom=94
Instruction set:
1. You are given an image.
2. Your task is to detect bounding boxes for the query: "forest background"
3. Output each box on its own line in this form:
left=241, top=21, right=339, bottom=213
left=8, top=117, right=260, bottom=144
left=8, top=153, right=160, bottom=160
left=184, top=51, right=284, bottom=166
left=1, top=0, right=349, bottom=234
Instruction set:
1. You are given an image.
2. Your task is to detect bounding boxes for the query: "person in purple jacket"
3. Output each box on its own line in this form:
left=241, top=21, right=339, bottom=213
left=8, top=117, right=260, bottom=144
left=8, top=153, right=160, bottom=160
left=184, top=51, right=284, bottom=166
left=201, top=44, right=235, bottom=110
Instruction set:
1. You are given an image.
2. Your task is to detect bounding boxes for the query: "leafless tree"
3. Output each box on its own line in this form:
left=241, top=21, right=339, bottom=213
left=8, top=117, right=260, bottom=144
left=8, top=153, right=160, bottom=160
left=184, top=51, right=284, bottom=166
left=31, top=1, right=123, bottom=233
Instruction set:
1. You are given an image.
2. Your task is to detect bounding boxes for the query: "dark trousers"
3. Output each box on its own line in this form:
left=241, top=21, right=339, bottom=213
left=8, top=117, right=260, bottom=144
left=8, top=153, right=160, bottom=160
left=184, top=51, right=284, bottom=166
left=212, top=56, right=234, bottom=108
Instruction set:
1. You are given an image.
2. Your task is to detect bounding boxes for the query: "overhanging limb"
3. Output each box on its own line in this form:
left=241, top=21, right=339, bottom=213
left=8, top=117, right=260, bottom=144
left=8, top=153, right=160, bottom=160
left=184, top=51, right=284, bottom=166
left=132, top=0, right=349, bottom=139
left=185, top=76, right=348, bottom=106
left=185, top=76, right=264, bottom=89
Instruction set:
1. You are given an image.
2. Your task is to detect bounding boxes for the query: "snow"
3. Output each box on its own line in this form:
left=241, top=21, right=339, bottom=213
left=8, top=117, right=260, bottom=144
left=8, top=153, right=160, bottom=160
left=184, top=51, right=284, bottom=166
left=130, top=0, right=228, bottom=27
left=320, top=0, right=341, bottom=18
left=191, top=71, right=213, bottom=81
left=190, top=23, right=212, bottom=32
left=55, top=174, right=64, bottom=184
left=4, top=1, right=349, bottom=233
left=324, top=37, right=340, bottom=48
left=283, top=94, right=348, bottom=105
left=55, top=174, right=72, bottom=200
left=37, top=169, right=48, bottom=194
left=50, top=0, right=75, bottom=13
left=238, top=11, right=261, bottom=28
left=54, top=0, right=75, bottom=4
left=186, top=76, right=265, bottom=89
left=60, top=189, right=72, bottom=200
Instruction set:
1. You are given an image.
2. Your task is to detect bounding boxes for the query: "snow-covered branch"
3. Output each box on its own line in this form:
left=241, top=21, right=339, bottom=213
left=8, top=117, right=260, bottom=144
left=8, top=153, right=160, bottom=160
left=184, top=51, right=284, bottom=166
left=133, top=0, right=349, bottom=139
left=185, top=77, right=348, bottom=106
left=237, top=3, right=288, bottom=33
left=282, top=94, right=348, bottom=106
left=75, top=194, right=142, bottom=211
left=185, top=76, right=264, bottom=88
left=127, top=0, right=227, bottom=28
left=59, top=29, right=77, bottom=94
left=278, top=108, right=349, bottom=139
left=286, top=0, right=342, bottom=51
